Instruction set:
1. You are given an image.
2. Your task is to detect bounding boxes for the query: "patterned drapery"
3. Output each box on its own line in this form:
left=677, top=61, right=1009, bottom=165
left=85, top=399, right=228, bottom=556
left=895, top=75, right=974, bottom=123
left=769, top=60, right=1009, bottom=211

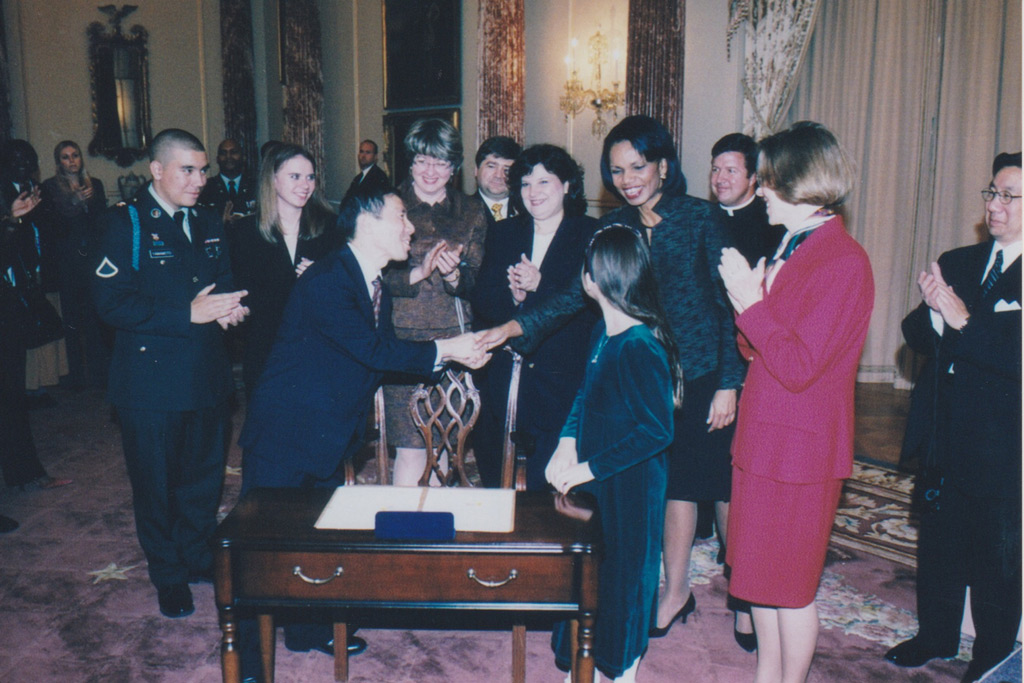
left=219, top=0, right=258, bottom=175
left=727, top=0, right=821, bottom=138
left=625, top=0, right=685, bottom=149
left=0, top=0, right=12, bottom=143
left=280, top=0, right=325, bottom=175
left=476, top=0, right=525, bottom=147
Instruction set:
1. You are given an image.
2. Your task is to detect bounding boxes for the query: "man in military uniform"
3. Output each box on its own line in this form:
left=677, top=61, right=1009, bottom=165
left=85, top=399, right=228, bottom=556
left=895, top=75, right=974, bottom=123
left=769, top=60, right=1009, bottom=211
left=196, top=138, right=256, bottom=228
left=92, top=129, right=249, bottom=618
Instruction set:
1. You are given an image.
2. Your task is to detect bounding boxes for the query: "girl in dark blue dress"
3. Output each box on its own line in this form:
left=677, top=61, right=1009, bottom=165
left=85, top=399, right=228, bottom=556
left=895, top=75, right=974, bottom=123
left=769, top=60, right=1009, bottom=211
left=547, top=225, right=683, bottom=682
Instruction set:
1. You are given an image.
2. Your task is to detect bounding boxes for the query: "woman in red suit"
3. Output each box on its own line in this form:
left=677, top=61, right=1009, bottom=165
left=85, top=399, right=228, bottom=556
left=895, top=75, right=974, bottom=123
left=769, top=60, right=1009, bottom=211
left=717, top=122, right=873, bottom=683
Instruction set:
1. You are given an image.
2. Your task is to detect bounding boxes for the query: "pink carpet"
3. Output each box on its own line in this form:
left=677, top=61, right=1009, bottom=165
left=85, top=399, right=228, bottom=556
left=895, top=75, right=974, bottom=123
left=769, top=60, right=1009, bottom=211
left=0, top=386, right=971, bottom=681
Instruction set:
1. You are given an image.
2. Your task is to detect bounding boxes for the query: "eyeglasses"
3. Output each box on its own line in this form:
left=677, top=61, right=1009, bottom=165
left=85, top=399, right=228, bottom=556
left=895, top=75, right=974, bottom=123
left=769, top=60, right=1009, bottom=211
left=981, top=189, right=1022, bottom=205
left=412, top=156, right=453, bottom=172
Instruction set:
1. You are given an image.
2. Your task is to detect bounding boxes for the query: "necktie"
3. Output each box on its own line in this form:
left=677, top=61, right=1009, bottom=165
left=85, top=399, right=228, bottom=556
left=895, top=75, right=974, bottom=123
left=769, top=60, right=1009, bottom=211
left=227, top=179, right=237, bottom=201
left=981, top=249, right=1003, bottom=297
left=491, top=203, right=503, bottom=221
left=174, top=210, right=191, bottom=242
left=371, top=276, right=382, bottom=327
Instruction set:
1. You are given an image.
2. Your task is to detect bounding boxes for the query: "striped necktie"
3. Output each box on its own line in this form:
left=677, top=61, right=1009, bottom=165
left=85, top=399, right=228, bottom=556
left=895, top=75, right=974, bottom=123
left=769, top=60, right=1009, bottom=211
left=371, top=276, right=382, bottom=327
left=980, top=249, right=1003, bottom=297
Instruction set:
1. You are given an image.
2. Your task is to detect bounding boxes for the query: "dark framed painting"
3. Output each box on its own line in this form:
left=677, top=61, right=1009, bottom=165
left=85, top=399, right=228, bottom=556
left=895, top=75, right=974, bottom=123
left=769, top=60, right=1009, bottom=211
left=384, top=108, right=461, bottom=188
left=384, top=0, right=461, bottom=110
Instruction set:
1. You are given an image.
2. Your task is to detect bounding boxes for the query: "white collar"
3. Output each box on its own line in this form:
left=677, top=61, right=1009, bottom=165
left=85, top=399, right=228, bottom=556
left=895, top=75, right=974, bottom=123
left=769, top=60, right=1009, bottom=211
left=991, top=239, right=1022, bottom=268
left=719, top=193, right=757, bottom=216
left=347, top=242, right=382, bottom=297
left=148, top=184, right=188, bottom=218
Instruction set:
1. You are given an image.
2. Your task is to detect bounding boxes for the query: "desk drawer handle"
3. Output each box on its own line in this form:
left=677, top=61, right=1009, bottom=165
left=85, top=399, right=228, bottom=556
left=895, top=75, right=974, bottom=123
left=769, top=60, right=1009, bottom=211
left=466, top=568, right=518, bottom=588
left=292, top=565, right=343, bottom=585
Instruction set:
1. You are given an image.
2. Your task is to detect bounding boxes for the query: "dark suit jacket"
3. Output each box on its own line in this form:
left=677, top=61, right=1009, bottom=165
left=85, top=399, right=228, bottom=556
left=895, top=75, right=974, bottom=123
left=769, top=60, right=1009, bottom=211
left=342, top=165, right=390, bottom=204
left=238, top=245, right=438, bottom=486
left=900, top=240, right=1021, bottom=499
left=229, top=215, right=339, bottom=395
left=471, top=213, right=598, bottom=433
left=197, top=173, right=256, bottom=217
left=92, top=184, right=235, bottom=410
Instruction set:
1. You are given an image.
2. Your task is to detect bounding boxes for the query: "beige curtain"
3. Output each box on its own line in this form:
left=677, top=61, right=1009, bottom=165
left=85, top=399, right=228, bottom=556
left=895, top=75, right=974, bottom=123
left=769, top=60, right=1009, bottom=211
left=788, top=0, right=1022, bottom=385
left=476, top=0, right=525, bottom=148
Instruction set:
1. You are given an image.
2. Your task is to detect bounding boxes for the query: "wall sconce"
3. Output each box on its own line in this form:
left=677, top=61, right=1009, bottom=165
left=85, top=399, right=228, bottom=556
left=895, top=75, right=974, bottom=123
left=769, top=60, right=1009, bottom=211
left=558, top=30, right=625, bottom=138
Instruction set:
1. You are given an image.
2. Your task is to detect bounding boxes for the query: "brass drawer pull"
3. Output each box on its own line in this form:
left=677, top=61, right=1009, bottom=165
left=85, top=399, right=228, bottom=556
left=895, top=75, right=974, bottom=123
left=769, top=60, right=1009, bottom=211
left=466, top=568, right=518, bottom=588
left=292, top=565, right=343, bottom=585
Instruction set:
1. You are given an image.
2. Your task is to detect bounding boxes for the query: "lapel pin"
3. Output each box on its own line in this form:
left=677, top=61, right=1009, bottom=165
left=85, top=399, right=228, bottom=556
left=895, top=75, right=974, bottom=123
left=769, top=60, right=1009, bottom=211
left=151, top=208, right=161, bottom=219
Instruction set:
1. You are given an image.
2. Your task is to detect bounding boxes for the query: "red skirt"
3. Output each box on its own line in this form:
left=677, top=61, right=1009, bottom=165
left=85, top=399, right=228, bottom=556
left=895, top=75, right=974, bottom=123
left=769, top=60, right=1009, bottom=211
left=726, top=466, right=843, bottom=608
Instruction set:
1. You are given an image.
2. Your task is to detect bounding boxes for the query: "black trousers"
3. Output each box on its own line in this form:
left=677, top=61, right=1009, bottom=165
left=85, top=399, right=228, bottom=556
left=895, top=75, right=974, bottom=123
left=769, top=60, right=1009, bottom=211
left=0, top=296, right=46, bottom=487
left=915, top=483, right=1022, bottom=668
left=118, top=402, right=229, bottom=588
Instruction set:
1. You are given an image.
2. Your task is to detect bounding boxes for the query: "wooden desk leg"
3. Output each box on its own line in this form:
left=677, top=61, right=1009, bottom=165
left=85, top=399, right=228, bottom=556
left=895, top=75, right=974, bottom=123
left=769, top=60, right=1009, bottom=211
left=220, top=610, right=240, bottom=683
left=258, top=614, right=275, bottom=683
left=333, top=622, right=349, bottom=682
left=512, top=623, right=526, bottom=683
left=573, top=613, right=595, bottom=683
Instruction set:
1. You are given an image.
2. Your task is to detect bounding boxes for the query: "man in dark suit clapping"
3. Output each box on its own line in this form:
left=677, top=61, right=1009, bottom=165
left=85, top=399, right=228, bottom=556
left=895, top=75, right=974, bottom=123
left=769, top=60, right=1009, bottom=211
left=886, top=152, right=1022, bottom=682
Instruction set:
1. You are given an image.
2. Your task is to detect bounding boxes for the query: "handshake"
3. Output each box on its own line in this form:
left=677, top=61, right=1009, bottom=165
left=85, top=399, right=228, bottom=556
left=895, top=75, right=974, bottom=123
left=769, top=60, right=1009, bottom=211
left=435, top=321, right=523, bottom=370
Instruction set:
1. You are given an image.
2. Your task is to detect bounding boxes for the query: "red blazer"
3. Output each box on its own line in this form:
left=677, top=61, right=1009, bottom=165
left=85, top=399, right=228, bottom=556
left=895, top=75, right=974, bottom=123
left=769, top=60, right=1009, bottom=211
left=731, top=217, right=874, bottom=484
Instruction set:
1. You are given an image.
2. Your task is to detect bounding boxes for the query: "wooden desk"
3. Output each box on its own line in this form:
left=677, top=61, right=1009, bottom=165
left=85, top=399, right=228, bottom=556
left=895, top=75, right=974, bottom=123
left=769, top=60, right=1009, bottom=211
left=213, top=489, right=600, bottom=683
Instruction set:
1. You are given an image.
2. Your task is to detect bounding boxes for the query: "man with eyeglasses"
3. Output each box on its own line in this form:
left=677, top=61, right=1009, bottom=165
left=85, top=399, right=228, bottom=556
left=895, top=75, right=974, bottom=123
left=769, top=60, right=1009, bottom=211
left=886, top=152, right=1021, bottom=682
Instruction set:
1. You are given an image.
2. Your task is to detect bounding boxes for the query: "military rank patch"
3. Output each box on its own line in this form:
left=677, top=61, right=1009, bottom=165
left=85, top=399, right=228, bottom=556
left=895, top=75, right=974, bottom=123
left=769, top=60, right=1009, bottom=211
left=95, top=256, right=119, bottom=278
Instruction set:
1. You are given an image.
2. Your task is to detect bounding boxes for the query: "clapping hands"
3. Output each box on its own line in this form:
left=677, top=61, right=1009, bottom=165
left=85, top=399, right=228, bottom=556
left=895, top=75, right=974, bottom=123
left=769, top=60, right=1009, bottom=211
left=718, top=248, right=765, bottom=314
left=190, top=283, right=250, bottom=329
left=919, top=262, right=969, bottom=330
left=507, top=254, right=541, bottom=303
left=411, top=240, right=464, bottom=285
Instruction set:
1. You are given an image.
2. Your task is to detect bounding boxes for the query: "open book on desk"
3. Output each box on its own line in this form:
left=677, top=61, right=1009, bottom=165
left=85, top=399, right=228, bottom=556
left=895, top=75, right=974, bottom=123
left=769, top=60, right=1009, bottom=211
left=314, top=485, right=516, bottom=533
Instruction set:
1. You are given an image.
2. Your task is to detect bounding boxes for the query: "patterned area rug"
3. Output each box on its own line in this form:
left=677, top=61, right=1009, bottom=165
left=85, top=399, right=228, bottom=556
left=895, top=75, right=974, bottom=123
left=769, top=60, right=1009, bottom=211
left=831, top=462, right=918, bottom=568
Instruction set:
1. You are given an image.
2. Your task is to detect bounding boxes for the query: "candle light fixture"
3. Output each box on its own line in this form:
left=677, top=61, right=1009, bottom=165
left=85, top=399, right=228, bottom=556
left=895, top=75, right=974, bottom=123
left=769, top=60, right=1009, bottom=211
left=558, top=29, right=625, bottom=138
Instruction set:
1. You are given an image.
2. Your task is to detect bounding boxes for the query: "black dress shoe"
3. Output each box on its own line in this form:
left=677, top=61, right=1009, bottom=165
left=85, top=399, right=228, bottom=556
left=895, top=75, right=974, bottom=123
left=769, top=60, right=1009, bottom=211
left=884, top=636, right=957, bottom=667
left=0, top=515, right=18, bottom=533
left=293, top=635, right=368, bottom=657
left=734, top=628, right=757, bottom=652
left=157, top=583, right=195, bottom=618
left=961, top=657, right=998, bottom=682
left=649, top=593, right=696, bottom=638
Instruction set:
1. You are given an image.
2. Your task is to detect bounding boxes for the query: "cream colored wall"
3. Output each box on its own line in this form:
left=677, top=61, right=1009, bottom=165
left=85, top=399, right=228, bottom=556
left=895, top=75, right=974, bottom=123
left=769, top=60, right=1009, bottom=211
left=5, top=0, right=223, bottom=200
left=312, top=1, right=743, bottom=206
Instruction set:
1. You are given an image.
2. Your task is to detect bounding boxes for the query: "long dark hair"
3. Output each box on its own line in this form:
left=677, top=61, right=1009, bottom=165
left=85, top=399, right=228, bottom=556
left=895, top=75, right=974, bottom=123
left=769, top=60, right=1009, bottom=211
left=584, top=224, right=684, bottom=407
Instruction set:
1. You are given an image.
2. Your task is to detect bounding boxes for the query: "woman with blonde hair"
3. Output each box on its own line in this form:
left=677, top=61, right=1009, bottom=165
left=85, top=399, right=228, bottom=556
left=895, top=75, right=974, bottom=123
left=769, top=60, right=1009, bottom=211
left=229, top=142, right=337, bottom=397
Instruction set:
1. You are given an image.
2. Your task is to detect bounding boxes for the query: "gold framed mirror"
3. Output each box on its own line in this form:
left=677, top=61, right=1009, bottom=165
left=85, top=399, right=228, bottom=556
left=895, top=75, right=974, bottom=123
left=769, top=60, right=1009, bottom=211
left=87, top=6, right=152, bottom=167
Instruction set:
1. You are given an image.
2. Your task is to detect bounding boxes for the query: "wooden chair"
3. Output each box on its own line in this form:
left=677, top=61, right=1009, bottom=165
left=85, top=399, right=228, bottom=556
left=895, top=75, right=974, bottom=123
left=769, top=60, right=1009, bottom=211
left=332, top=367, right=529, bottom=682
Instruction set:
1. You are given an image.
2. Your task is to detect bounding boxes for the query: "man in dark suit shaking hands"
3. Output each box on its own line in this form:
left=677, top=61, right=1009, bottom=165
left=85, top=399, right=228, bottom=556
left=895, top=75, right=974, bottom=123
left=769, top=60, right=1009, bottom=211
left=240, top=185, right=488, bottom=491
left=886, top=152, right=1022, bottom=682
left=236, top=184, right=487, bottom=668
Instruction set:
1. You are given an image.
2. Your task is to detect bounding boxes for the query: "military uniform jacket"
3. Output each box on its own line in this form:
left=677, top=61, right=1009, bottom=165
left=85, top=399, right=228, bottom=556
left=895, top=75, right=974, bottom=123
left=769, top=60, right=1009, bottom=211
left=92, top=184, right=235, bottom=411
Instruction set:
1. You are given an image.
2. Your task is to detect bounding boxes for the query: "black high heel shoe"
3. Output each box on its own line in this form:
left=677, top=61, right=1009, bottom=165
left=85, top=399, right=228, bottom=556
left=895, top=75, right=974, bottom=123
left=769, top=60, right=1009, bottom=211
left=649, top=593, right=696, bottom=638
left=734, top=628, right=757, bottom=652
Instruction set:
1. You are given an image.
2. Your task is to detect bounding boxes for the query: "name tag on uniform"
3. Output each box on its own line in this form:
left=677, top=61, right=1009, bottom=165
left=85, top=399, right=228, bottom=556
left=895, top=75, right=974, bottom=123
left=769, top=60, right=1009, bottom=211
left=149, top=249, right=175, bottom=259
